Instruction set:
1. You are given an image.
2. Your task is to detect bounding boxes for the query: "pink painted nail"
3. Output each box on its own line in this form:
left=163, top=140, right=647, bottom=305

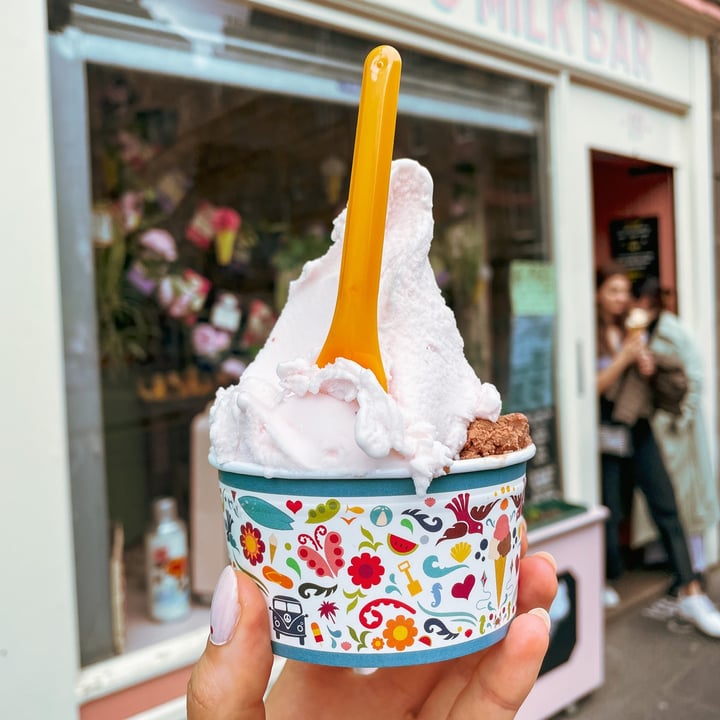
left=531, top=550, right=557, bottom=573
left=528, top=607, right=552, bottom=632
left=209, top=566, right=240, bottom=646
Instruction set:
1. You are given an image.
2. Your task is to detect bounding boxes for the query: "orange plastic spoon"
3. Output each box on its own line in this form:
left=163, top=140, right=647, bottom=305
left=316, top=45, right=401, bottom=391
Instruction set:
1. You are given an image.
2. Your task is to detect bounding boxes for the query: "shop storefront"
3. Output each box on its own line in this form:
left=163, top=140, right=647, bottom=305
left=4, top=1, right=720, bottom=718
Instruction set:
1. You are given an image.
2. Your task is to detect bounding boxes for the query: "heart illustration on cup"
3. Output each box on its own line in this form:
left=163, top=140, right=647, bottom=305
left=286, top=500, right=302, bottom=514
left=451, top=574, right=475, bottom=600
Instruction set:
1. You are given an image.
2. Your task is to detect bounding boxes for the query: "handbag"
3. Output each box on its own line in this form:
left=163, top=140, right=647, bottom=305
left=598, top=423, right=633, bottom=457
left=650, top=354, right=688, bottom=416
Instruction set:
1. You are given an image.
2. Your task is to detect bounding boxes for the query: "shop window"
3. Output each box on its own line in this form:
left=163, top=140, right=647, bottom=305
left=55, top=4, right=557, bottom=664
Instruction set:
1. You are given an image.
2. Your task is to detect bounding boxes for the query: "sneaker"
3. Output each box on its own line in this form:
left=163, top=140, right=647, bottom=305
left=677, top=594, right=720, bottom=638
left=642, top=595, right=678, bottom=621
left=603, top=585, right=621, bottom=609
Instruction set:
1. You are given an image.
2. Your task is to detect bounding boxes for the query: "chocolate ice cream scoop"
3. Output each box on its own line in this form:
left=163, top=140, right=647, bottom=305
left=459, top=412, right=532, bottom=459
left=497, top=534, right=512, bottom=557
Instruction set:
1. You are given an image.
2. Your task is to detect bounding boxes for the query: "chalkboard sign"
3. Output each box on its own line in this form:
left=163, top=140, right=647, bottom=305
left=525, top=406, right=560, bottom=502
left=609, top=216, right=659, bottom=292
left=507, top=315, right=554, bottom=412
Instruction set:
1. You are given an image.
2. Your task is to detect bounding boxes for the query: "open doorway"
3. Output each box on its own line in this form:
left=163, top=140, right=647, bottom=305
left=591, top=150, right=679, bottom=609
left=592, top=150, right=677, bottom=310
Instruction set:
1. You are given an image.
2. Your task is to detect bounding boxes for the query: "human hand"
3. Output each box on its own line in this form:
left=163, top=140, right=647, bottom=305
left=617, top=332, right=645, bottom=367
left=636, top=348, right=655, bottom=377
left=187, top=524, right=558, bottom=720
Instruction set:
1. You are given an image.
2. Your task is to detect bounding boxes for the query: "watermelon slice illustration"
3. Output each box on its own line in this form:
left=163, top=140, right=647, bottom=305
left=387, top=534, right=418, bottom=555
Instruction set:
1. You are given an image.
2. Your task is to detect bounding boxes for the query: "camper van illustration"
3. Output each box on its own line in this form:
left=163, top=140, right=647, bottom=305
left=270, top=595, right=308, bottom=644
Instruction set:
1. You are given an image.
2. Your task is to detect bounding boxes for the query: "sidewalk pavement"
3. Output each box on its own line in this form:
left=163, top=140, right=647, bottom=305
left=549, top=566, right=720, bottom=720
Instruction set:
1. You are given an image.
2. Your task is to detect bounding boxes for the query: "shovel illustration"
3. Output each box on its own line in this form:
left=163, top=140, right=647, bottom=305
left=398, top=560, right=423, bottom=596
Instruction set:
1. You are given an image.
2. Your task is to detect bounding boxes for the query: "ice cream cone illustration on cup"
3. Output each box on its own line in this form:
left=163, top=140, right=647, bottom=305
left=212, top=208, right=241, bottom=266
left=492, top=514, right=511, bottom=607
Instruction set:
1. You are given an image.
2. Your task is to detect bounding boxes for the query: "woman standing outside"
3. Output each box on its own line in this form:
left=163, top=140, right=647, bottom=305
left=596, top=262, right=720, bottom=637
left=635, top=278, right=720, bottom=580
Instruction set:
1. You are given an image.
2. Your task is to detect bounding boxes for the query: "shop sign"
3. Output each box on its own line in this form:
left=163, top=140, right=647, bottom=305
left=366, top=0, right=690, bottom=102
left=609, top=215, right=659, bottom=292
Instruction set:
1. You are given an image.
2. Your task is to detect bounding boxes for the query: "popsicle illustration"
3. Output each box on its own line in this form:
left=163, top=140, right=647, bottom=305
left=316, top=45, right=401, bottom=391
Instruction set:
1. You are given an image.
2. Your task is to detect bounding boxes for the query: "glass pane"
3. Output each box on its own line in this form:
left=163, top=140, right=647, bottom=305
left=74, top=15, right=557, bottom=660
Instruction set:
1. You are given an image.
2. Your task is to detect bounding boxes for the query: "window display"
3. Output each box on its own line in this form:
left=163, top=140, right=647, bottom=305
left=65, top=17, right=555, bottom=663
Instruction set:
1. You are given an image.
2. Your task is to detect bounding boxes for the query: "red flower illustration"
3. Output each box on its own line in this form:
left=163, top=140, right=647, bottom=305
left=240, top=522, right=265, bottom=566
left=347, top=552, right=385, bottom=589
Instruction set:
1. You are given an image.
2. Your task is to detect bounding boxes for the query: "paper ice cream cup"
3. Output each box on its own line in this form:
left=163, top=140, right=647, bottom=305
left=212, top=444, right=534, bottom=667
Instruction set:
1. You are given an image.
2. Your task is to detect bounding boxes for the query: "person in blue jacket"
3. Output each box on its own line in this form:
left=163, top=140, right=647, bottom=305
left=635, top=278, right=720, bottom=587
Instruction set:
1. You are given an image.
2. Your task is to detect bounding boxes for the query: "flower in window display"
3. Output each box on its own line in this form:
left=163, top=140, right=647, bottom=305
left=127, top=260, right=159, bottom=296
left=215, top=356, right=247, bottom=389
left=117, top=129, right=157, bottom=170
left=155, top=169, right=191, bottom=214
left=157, top=269, right=211, bottom=324
left=240, top=522, right=265, bottom=566
left=186, top=202, right=217, bottom=250
left=127, top=229, right=179, bottom=297
left=118, top=191, right=145, bottom=233
left=240, top=299, right=277, bottom=352
left=382, top=615, right=417, bottom=651
left=192, top=323, right=232, bottom=360
left=347, top=552, right=385, bottom=590
left=139, top=229, right=178, bottom=262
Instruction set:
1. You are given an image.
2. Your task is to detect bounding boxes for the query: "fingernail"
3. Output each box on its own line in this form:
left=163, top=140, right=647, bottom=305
left=519, top=516, right=527, bottom=539
left=210, top=566, right=240, bottom=646
left=528, top=607, right=551, bottom=632
left=531, top=550, right=557, bottom=573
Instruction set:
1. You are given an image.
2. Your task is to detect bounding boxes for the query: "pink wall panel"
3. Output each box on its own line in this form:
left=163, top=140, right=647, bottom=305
left=79, top=665, right=192, bottom=720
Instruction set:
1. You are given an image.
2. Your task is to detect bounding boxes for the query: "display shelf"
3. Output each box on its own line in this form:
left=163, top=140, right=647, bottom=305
left=76, top=624, right=207, bottom=705
left=125, top=582, right=210, bottom=655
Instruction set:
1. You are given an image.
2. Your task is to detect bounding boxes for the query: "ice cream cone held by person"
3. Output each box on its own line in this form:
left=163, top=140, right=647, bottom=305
left=625, top=306, right=650, bottom=342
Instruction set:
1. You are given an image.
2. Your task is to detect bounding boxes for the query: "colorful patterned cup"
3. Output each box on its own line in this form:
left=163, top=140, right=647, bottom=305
left=213, top=444, right=534, bottom=667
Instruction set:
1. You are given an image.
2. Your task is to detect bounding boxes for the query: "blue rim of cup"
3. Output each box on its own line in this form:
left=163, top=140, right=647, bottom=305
left=270, top=623, right=511, bottom=668
left=214, top=444, right=534, bottom=497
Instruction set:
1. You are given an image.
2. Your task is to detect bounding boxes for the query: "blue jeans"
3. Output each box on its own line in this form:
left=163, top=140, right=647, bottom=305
left=601, top=418, right=697, bottom=590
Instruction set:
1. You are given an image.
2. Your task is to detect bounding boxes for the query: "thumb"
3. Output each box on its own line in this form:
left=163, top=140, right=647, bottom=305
left=187, top=566, right=273, bottom=720
left=448, top=608, right=551, bottom=720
